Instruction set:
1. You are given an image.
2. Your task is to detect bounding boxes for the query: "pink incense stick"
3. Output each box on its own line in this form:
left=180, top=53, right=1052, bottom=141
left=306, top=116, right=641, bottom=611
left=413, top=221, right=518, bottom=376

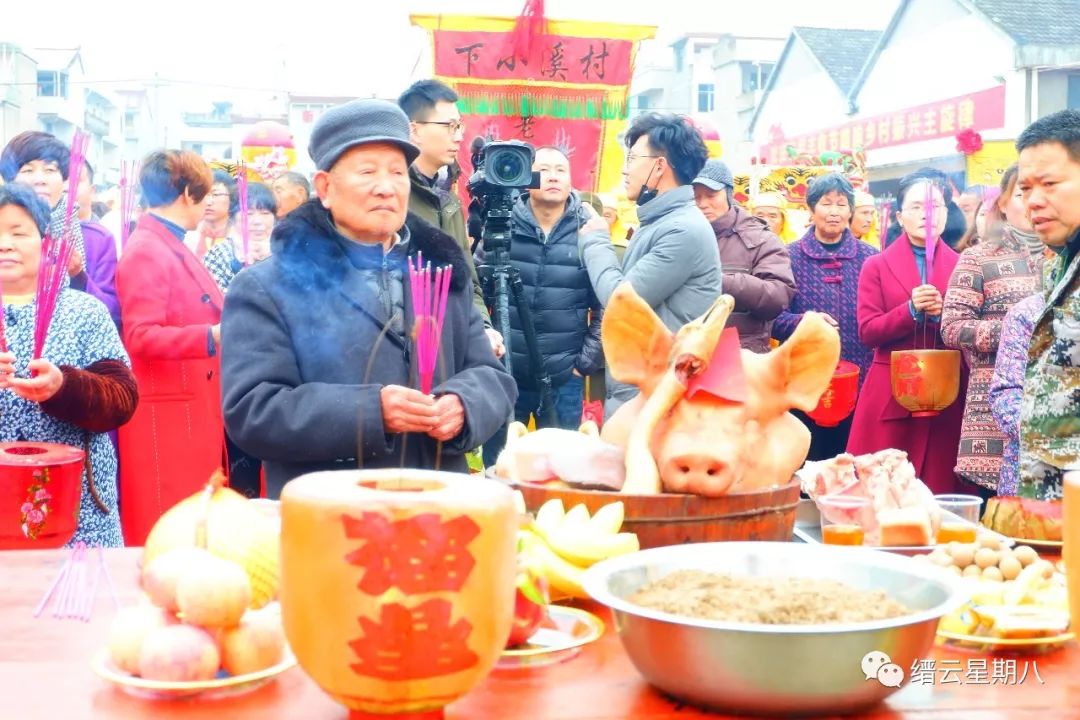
left=923, top=182, right=936, bottom=278
left=59, top=543, right=86, bottom=619
left=0, top=281, right=7, bottom=353
left=81, top=549, right=101, bottom=621
left=237, top=164, right=250, bottom=265
left=119, top=164, right=130, bottom=249
left=33, top=551, right=73, bottom=618
left=53, top=546, right=76, bottom=618
left=119, top=160, right=140, bottom=249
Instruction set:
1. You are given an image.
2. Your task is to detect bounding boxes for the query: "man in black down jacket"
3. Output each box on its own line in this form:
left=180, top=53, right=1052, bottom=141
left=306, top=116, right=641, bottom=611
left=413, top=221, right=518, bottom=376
left=481, top=146, right=603, bottom=463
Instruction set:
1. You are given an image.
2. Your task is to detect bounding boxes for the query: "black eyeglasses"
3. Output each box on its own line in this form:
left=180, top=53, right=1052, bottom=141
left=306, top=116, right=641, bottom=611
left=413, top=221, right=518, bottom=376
left=415, top=120, right=465, bottom=134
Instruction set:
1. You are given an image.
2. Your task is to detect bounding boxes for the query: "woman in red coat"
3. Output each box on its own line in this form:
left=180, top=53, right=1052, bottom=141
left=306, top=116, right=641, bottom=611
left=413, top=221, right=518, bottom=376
left=115, top=150, right=225, bottom=545
left=847, top=173, right=967, bottom=494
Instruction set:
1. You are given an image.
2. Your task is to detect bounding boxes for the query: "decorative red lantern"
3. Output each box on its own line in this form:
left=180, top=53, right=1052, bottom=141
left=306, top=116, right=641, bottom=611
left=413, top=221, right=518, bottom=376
left=689, top=114, right=723, bottom=158
left=955, top=129, right=983, bottom=155
left=807, top=361, right=860, bottom=427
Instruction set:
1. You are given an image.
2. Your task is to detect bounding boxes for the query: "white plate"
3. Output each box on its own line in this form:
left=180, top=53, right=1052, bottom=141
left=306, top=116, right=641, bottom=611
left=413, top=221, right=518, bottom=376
left=92, top=646, right=296, bottom=700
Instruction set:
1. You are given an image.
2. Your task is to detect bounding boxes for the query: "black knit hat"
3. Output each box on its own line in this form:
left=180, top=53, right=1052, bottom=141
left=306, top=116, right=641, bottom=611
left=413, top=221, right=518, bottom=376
left=308, top=99, right=420, bottom=171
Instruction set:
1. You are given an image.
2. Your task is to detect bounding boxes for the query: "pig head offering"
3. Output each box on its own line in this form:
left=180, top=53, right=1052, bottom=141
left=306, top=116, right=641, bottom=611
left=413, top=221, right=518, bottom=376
left=600, top=284, right=840, bottom=496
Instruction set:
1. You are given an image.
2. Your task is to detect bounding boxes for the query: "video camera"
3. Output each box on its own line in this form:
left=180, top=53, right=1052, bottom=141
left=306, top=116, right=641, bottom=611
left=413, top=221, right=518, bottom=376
left=466, top=139, right=541, bottom=255
left=467, top=139, right=557, bottom=431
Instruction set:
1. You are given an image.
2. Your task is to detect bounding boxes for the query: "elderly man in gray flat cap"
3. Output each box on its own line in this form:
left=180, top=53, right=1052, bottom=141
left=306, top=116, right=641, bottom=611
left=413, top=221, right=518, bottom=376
left=219, top=99, right=517, bottom=496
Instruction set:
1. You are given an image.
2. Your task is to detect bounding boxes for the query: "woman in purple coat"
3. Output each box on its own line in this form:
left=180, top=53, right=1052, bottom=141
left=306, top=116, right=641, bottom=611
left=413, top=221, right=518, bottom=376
left=77, top=162, right=120, bottom=327
left=772, top=174, right=877, bottom=460
left=847, top=173, right=967, bottom=494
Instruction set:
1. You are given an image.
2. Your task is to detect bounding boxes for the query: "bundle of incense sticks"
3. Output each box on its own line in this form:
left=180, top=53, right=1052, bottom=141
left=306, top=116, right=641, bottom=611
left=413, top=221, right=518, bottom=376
left=119, top=160, right=140, bottom=249
left=33, top=129, right=88, bottom=360
left=236, top=163, right=250, bottom=265
left=408, top=252, right=452, bottom=395
left=32, top=543, right=120, bottom=622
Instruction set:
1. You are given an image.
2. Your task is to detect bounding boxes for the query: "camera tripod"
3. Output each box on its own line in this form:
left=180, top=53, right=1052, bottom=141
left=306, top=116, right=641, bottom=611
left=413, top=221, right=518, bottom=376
left=475, top=197, right=559, bottom=429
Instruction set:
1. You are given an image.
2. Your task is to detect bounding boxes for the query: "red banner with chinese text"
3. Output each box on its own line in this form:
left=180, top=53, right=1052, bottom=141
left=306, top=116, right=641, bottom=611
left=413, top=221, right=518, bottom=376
left=412, top=15, right=656, bottom=194
left=760, top=85, right=1007, bottom=167
left=433, top=31, right=633, bottom=86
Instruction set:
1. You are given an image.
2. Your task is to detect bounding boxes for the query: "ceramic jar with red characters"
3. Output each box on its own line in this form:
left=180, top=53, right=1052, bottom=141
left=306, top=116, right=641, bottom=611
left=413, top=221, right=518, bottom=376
left=279, top=469, right=517, bottom=720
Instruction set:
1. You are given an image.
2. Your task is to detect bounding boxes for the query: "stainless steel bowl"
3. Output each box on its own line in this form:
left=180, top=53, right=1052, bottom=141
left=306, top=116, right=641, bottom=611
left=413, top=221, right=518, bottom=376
left=583, top=541, right=967, bottom=717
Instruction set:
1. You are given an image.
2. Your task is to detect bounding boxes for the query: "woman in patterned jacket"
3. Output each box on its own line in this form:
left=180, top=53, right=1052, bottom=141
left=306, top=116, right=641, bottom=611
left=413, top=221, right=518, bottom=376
left=0, top=184, right=137, bottom=546
left=204, top=182, right=276, bottom=293
left=942, top=165, right=1042, bottom=497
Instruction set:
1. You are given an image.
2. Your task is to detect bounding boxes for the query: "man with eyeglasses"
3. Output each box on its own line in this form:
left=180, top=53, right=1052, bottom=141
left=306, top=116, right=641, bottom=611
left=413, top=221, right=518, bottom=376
left=399, top=79, right=503, bottom=357
left=577, top=112, right=721, bottom=416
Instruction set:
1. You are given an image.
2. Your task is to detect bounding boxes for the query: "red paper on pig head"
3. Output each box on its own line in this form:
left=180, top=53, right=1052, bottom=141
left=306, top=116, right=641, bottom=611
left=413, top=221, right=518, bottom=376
left=685, top=327, right=747, bottom=403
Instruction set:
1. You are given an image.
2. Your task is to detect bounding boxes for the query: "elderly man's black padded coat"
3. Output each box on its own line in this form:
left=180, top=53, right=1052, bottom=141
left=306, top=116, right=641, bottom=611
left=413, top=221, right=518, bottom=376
left=221, top=200, right=516, bottom=496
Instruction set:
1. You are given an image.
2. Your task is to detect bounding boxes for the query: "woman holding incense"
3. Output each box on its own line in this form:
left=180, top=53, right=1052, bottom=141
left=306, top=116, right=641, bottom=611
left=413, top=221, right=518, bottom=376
left=0, top=184, right=137, bottom=546
left=220, top=99, right=516, bottom=498
left=115, top=150, right=226, bottom=545
left=847, top=173, right=967, bottom=494
left=204, top=182, right=276, bottom=294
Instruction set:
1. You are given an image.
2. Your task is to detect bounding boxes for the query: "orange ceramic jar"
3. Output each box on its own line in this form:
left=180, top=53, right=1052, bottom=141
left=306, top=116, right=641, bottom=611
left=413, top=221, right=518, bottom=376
left=890, top=349, right=962, bottom=417
left=280, top=469, right=517, bottom=720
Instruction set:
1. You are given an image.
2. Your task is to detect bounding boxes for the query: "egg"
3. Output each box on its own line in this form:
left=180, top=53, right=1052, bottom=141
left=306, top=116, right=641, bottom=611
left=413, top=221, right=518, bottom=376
left=981, top=566, right=1004, bottom=582
left=977, top=534, right=1002, bottom=551
left=999, top=555, right=1022, bottom=581
left=948, top=543, right=977, bottom=568
left=974, top=547, right=999, bottom=569
left=949, top=565, right=964, bottom=576
left=962, top=564, right=982, bottom=578
left=1012, top=545, right=1039, bottom=566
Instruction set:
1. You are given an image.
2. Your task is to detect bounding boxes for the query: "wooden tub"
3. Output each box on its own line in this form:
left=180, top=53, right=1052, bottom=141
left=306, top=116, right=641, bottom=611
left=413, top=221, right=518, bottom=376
left=502, top=473, right=801, bottom=549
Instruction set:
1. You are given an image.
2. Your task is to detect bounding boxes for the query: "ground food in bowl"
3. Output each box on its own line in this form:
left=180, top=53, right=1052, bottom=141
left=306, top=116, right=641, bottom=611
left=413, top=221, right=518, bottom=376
left=628, top=570, right=911, bottom=624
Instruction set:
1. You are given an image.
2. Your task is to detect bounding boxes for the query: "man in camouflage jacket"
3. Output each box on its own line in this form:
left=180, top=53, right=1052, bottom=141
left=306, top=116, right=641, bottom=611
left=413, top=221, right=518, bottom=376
left=1017, top=110, right=1080, bottom=499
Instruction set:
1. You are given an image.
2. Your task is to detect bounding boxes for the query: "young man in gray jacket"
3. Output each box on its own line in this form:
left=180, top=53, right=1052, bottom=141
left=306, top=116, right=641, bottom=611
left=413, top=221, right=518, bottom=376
left=578, top=113, right=721, bottom=416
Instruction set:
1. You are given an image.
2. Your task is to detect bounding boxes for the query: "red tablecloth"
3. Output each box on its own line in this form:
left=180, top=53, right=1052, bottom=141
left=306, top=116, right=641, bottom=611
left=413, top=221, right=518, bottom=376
left=2, top=548, right=1078, bottom=719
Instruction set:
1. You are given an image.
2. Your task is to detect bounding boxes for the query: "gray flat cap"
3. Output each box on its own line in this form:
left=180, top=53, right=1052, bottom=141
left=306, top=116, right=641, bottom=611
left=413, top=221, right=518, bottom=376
left=308, top=99, right=420, bottom=171
left=692, top=159, right=733, bottom=191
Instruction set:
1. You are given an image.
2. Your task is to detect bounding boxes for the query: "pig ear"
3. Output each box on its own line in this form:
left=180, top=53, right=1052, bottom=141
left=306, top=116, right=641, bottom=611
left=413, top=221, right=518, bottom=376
left=771, top=312, right=841, bottom=412
left=601, top=283, right=674, bottom=388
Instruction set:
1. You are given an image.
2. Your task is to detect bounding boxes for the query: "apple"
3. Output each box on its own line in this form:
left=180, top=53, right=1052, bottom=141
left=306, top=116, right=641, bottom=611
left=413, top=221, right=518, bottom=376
left=506, top=563, right=549, bottom=648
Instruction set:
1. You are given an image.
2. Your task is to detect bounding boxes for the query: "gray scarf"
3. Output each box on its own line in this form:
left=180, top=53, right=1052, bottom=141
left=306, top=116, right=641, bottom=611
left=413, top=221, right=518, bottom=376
left=1009, top=224, right=1043, bottom=258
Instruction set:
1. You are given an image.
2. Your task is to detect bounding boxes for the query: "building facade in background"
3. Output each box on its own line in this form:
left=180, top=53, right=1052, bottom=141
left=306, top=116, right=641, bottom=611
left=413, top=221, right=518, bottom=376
left=751, top=0, right=1080, bottom=195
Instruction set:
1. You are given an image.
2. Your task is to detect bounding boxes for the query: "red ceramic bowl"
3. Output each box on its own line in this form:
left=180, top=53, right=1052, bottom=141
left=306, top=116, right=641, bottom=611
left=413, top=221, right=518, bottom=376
left=0, top=442, right=86, bottom=550
left=807, top=360, right=860, bottom=427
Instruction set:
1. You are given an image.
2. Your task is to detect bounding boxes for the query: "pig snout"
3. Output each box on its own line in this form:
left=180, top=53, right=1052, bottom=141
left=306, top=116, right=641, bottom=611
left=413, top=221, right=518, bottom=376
left=659, top=454, right=735, bottom=496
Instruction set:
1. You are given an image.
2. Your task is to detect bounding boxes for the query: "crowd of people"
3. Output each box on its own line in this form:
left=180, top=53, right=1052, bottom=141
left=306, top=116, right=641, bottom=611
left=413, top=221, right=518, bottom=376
left=1, top=74, right=1078, bottom=548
